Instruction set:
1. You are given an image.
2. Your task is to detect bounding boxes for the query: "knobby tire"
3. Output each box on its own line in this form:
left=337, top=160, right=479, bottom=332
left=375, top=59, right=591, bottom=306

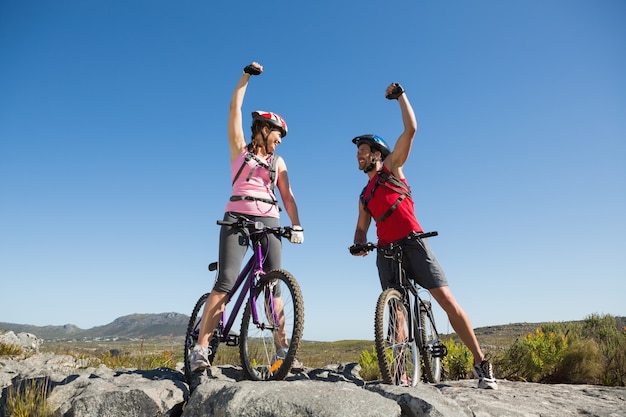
left=419, top=300, right=443, bottom=383
left=183, top=293, right=219, bottom=384
left=374, top=288, right=419, bottom=387
left=239, top=269, right=304, bottom=381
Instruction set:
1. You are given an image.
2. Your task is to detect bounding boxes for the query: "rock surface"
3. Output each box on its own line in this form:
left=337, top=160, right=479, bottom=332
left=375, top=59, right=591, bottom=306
left=0, top=331, right=41, bottom=353
left=1, top=350, right=625, bottom=416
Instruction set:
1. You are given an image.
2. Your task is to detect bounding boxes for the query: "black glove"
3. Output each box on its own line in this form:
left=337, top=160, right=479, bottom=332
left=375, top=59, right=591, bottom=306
left=386, top=82, right=405, bottom=100
left=243, top=64, right=261, bottom=75
left=349, top=243, right=375, bottom=254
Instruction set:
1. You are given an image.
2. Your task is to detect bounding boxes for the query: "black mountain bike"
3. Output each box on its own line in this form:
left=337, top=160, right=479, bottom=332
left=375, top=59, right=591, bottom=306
left=184, top=214, right=305, bottom=382
left=350, top=231, right=447, bottom=387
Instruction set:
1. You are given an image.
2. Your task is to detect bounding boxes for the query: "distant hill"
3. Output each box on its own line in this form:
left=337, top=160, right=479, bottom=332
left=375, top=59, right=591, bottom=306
left=1, top=314, right=624, bottom=343
left=0, top=312, right=189, bottom=341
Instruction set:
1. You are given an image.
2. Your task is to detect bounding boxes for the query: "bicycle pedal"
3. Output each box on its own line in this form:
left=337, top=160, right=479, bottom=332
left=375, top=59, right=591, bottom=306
left=430, top=343, right=448, bottom=358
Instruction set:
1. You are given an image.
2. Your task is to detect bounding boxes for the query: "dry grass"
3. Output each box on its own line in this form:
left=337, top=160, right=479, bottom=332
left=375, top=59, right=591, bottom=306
left=4, top=378, right=52, bottom=417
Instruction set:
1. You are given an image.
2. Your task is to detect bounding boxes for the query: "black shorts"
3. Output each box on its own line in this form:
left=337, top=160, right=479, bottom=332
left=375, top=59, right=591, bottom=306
left=376, top=235, right=448, bottom=290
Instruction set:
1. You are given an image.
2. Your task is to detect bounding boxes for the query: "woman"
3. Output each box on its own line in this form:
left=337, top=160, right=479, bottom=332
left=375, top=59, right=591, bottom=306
left=190, top=62, right=304, bottom=372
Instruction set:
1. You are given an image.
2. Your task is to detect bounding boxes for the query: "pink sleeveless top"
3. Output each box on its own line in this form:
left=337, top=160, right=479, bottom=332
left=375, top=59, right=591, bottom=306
left=224, top=150, right=280, bottom=218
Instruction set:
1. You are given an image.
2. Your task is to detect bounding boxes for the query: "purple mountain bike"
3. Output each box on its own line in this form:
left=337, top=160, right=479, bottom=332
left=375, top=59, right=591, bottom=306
left=184, top=214, right=304, bottom=382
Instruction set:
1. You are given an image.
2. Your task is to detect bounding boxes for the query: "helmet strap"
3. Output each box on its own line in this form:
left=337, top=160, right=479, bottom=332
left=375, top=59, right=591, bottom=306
left=364, top=157, right=378, bottom=173
left=364, top=146, right=380, bottom=173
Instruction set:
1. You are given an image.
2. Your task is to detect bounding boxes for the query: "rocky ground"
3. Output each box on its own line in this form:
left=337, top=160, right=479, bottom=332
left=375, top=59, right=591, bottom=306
left=1, top=331, right=625, bottom=416
left=1, top=352, right=625, bottom=417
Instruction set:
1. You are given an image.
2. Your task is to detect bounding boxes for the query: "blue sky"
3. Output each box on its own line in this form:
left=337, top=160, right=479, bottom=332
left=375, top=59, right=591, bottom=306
left=1, top=1, right=624, bottom=342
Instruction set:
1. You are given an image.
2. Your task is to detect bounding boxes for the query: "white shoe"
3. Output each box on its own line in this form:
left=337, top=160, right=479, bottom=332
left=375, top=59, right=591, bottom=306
left=190, top=345, right=211, bottom=373
left=473, top=360, right=498, bottom=389
left=272, top=347, right=304, bottom=371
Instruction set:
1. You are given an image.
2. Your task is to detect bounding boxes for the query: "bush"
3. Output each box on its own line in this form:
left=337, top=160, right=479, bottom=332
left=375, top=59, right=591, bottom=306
left=357, top=347, right=381, bottom=381
left=493, top=314, right=626, bottom=386
left=550, top=339, right=604, bottom=384
left=581, top=314, right=626, bottom=386
left=603, top=342, right=626, bottom=386
left=442, top=338, right=472, bottom=380
left=495, top=328, right=568, bottom=382
left=0, top=342, right=23, bottom=356
left=4, top=377, right=52, bottom=417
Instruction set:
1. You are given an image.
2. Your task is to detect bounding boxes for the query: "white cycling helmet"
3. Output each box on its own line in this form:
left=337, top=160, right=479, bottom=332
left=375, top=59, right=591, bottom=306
left=252, top=110, right=288, bottom=137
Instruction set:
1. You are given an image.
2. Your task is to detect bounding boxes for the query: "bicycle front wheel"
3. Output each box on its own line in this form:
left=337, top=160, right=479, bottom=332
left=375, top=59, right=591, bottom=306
left=183, top=292, right=219, bottom=384
left=375, top=288, right=419, bottom=387
left=420, top=300, right=444, bottom=383
left=239, top=269, right=304, bottom=381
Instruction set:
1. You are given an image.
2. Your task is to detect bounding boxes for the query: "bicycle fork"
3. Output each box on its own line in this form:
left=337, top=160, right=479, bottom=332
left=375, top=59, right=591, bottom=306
left=250, top=279, right=281, bottom=332
left=414, top=299, right=447, bottom=359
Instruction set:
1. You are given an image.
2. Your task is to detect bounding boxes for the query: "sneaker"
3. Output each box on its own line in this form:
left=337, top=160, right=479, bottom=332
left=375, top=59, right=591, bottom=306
left=473, top=360, right=498, bottom=389
left=273, top=347, right=304, bottom=371
left=290, top=357, right=304, bottom=371
left=190, top=345, right=211, bottom=373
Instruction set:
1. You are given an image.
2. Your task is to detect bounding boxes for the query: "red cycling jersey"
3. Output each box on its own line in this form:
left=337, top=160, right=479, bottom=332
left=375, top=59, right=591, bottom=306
left=361, top=165, right=423, bottom=245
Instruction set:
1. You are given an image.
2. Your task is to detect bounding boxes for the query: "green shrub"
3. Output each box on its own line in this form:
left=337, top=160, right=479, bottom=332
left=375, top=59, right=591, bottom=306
left=493, top=314, right=626, bottom=386
left=442, top=338, right=472, bottom=380
left=496, top=328, right=568, bottom=382
left=581, top=314, right=626, bottom=386
left=602, top=341, right=626, bottom=386
left=581, top=314, right=624, bottom=354
left=550, top=339, right=604, bottom=384
left=357, top=347, right=381, bottom=381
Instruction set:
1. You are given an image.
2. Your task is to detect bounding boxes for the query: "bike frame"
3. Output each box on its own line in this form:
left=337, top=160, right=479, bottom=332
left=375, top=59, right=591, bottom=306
left=218, top=228, right=280, bottom=342
left=392, top=240, right=442, bottom=357
left=388, top=244, right=424, bottom=351
left=402, top=269, right=431, bottom=354
left=354, top=232, right=444, bottom=353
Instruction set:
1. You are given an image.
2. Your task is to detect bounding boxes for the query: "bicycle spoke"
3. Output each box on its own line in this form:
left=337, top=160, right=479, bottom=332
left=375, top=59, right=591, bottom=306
left=420, top=300, right=444, bottom=383
left=375, top=289, right=419, bottom=387
left=184, top=293, right=210, bottom=384
left=240, top=270, right=304, bottom=381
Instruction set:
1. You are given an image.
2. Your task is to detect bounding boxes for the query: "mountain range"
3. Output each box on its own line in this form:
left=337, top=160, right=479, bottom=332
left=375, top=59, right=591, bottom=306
left=0, top=312, right=189, bottom=341
left=2, top=313, right=624, bottom=343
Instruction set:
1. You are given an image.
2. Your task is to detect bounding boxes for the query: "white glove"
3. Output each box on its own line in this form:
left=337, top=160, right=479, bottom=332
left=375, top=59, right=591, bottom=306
left=289, top=226, right=304, bottom=244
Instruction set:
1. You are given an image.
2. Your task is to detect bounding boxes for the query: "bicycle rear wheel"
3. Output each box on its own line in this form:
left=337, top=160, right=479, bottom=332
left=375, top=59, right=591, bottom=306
left=375, top=288, right=419, bottom=387
left=183, top=293, right=219, bottom=384
left=239, top=269, right=304, bottom=381
left=419, top=300, right=444, bottom=383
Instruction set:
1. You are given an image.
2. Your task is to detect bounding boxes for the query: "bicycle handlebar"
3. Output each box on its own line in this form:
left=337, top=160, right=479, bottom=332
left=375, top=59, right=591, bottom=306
left=217, top=215, right=295, bottom=239
left=349, top=242, right=376, bottom=255
left=348, top=231, right=439, bottom=255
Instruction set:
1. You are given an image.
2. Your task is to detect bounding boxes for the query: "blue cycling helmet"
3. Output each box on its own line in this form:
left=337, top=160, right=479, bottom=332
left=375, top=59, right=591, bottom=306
left=352, top=134, right=391, bottom=160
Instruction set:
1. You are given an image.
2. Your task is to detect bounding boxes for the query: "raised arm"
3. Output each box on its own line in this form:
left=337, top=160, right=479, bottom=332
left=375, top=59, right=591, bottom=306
left=228, top=62, right=263, bottom=161
left=275, top=156, right=302, bottom=228
left=383, top=83, right=418, bottom=178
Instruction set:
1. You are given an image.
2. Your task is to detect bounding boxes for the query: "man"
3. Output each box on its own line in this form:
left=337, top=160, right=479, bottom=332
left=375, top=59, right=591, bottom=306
left=350, top=82, right=497, bottom=389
